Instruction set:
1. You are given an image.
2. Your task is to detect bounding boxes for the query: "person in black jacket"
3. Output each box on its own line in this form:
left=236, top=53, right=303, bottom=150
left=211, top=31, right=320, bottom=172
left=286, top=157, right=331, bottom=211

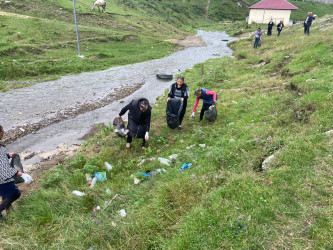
left=277, top=21, right=284, bottom=36
left=117, top=98, right=151, bottom=149
left=167, top=76, right=189, bottom=130
left=304, top=12, right=315, bottom=35
left=267, top=19, right=274, bottom=36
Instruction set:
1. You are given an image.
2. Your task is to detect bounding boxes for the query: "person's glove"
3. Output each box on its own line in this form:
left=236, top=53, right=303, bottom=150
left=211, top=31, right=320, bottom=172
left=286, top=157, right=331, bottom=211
left=145, top=132, right=149, bottom=141
left=190, top=112, right=195, bottom=118
left=21, top=173, right=33, bottom=184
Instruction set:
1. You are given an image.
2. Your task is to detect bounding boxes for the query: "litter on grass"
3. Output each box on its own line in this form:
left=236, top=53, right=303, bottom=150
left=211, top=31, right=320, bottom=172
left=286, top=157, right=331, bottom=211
left=179, top=163, right=192, bottom=170
left=72, top=190, right=86, bottom=197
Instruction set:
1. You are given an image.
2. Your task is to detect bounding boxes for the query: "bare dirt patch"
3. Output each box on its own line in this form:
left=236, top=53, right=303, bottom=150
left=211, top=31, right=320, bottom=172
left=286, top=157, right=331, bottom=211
left=165, top=35, right=206, bottom=48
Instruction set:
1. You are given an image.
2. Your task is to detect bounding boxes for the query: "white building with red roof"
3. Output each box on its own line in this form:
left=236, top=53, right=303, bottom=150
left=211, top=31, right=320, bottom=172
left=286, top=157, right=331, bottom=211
left=248, top=0, right=298, bottom=25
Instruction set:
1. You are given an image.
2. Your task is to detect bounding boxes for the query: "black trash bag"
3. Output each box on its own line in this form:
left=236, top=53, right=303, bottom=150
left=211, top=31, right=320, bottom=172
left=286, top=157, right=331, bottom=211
left=166, top=98, right=183, bottom=129
left=205, top=105, right=217, bottom=121
left=9, top=154, right=25, bottom=184
left=112, top=117, right=129, bottom=138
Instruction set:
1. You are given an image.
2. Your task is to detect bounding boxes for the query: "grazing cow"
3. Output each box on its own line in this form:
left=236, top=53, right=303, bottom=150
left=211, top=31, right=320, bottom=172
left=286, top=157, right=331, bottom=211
left=91, top=0, right=106, bottom=12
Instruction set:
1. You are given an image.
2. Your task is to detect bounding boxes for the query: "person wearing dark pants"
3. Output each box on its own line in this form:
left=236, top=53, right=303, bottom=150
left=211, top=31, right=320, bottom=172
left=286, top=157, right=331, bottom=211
left=267, top=20, right=274, bottom=36
left=254, top=28, right=262, bottom=48
left=277, top=21, right=284, bottom=36
left=117, top=98, right=151, bottom=149
left=304, top=12, right=315, bottom=35
left=0, top=125, right=32, bottom=220
left=167, top=76, right=189, bottom=130
left=190, top=88, right=217, bottom=121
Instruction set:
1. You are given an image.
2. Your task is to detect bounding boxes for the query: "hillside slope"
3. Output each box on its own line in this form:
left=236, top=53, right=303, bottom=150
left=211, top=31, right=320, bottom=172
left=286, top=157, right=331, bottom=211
left=1, top=16, right=332, bottom=249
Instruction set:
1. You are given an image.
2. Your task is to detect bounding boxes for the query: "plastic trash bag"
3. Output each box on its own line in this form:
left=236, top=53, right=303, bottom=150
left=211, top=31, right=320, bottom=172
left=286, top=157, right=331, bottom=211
left=166, top=99, right=184, bottom=129
left=113, top=117, right=129, bottom=138
left=9, top=154, right=25, bottom=184
left=205, top=105, right=217, bottom=121
left=95, top=172, right=107, bottom=182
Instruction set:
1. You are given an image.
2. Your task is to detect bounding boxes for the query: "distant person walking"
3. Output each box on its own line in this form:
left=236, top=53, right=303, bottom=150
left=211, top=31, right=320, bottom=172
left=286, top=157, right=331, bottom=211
left=190, top=88, right=217, bottom=121
left=304, top=12, right=316, bottom=35
left=277, top=21, right=284, bottom=36
left=117, top=98, right=151, bottom=149
left=267, top=19, right=274, bottom=36
left=167, top=76, right=189, bottom=130
left=254, top=28, right=262, bottom=48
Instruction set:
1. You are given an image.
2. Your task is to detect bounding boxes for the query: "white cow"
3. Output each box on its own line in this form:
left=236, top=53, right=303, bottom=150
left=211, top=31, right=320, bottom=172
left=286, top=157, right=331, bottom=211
left=91, top=0, right=106, bottom=12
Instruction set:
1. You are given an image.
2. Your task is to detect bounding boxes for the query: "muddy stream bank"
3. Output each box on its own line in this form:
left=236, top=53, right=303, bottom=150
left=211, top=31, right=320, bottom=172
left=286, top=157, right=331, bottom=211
left=0, top=30, right=234, bottom=171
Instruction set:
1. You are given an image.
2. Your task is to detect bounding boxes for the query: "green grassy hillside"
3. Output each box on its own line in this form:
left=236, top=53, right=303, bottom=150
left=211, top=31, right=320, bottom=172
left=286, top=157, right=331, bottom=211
left=1, top=0, right=333, bottom=82
left=1, top=16, right=332, bottom=249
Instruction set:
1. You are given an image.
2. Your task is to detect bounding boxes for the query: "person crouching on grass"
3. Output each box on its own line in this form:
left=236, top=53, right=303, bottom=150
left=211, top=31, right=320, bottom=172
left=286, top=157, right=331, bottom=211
left=190, top=88, right=217, bottom=121
left=117, top=98, right=151, bottom=149
left=0, top=125, right=33, bottom=220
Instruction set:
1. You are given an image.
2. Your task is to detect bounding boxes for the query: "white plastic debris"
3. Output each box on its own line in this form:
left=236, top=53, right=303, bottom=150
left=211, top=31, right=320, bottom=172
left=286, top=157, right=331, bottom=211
left=158, top=157, right=171, bottom=166
left=120, top=209, right=127, bottom=218
left=72, top=190, right=86, bottom=197
left=168, top=154, right=179, bottom=160
left=199, top=144, right=206, bottom=148
left=134, top=178, right=140, bottom=185
left=106, top=188, right=112, bottom=195
left=105, top=162, right=113, bottom=171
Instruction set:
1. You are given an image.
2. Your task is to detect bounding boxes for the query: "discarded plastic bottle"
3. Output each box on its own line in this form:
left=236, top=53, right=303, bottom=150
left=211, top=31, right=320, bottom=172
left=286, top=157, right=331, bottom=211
left=90, top=176, right=98, bottom=188
left=72, top=190, right=86, bottom=197
left=105, top=162, right=113, bottom=171
left=85, top=174, right=92, bottom=182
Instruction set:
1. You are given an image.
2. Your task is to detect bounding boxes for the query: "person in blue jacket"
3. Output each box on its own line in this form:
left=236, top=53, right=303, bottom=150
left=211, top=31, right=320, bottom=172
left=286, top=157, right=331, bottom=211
left=304, top=12, right=316, bottom=35
left=190, top=88, right=217, bottom=121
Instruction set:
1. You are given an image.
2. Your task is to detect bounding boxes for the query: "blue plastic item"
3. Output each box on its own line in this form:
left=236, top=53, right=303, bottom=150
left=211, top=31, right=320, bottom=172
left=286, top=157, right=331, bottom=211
left=179, top=163, right=192, bottom=170
left=138, top=171, right=150, bottom=177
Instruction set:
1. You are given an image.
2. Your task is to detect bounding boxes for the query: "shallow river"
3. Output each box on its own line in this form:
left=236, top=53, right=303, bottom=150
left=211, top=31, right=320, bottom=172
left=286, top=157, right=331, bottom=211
left=1, top=30, right=234, bottom=157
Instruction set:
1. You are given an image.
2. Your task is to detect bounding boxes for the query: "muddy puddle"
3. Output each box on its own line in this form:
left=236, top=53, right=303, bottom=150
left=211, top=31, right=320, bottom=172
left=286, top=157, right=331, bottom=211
left=1, top=30, right=234, bottom=169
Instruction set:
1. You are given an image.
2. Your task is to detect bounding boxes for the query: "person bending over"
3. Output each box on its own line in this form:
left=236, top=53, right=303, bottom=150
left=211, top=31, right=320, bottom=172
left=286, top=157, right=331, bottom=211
left=117, top=98, right=151, bottom=149
left=190, top=88, right=217, bottom=121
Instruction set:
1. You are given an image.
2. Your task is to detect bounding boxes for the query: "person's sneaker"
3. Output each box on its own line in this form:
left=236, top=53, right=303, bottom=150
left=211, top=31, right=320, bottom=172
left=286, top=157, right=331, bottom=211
left=126, top=143, right=131, bottom=149
left=178, top=125, right=182, bottom=131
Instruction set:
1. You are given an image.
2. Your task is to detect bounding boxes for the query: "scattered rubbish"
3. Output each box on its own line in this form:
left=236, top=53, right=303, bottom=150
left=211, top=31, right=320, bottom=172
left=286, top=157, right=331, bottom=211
left=158, top=157, right=171, bottom=166
left=19, top=128, right=25, bottom=132
left=180, top=163, right=192, bottom=170
left=138, top=171, right=150, bottom=177
left=72, top=190, right=86, bottom=197
left=106, top=188, right=112, bottom=195
left=89, top=176, right=98, bottom=188
left=104, top=194, right=124, bottom=210
left=85, top=174, right=92, bottom=184
left=168, top=154, right=179, bottom=160
left=228, top=122, right=235, bottom=126
left=120, top=209, right=127, bottom=218
left=93, top=206, right=101, bottom=211
left=190, top=174, right=196, bottom=179
left=95, top=172, right=107, bottom=182
left=111, top=221, right=117, bottom=227
left=138, top=159, right=146, bottom=166
left=205, top=105, right=217, bottom=121
left=232, top=101, right=238, bottom=104
left=186, top=145, right=195, bottom=150
left=113, top=117, right=129, bottom=138
left=146, top=170, right=159, bottom=176
left=324, top=129, right=333, bottom=136
left=199, top=144, right=206, bottom=148
left=156, top=168, right=167, bottom=173
left=105, top=162, right=113, bottom=171
left=134, top=178, right=140, bottom=184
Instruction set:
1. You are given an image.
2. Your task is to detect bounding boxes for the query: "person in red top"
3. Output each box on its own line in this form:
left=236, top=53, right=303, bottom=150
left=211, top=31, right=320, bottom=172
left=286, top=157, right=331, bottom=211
left=190, top=88, right=217, bottom=121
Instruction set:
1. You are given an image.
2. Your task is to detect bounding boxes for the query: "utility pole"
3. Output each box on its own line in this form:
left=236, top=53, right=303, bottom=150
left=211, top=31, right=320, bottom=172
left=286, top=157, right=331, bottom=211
left=73, top=0, right=82, bottom=58
left=262, top=0, right=267, bottom=23
left=206, top=0, right=211, bottom=20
